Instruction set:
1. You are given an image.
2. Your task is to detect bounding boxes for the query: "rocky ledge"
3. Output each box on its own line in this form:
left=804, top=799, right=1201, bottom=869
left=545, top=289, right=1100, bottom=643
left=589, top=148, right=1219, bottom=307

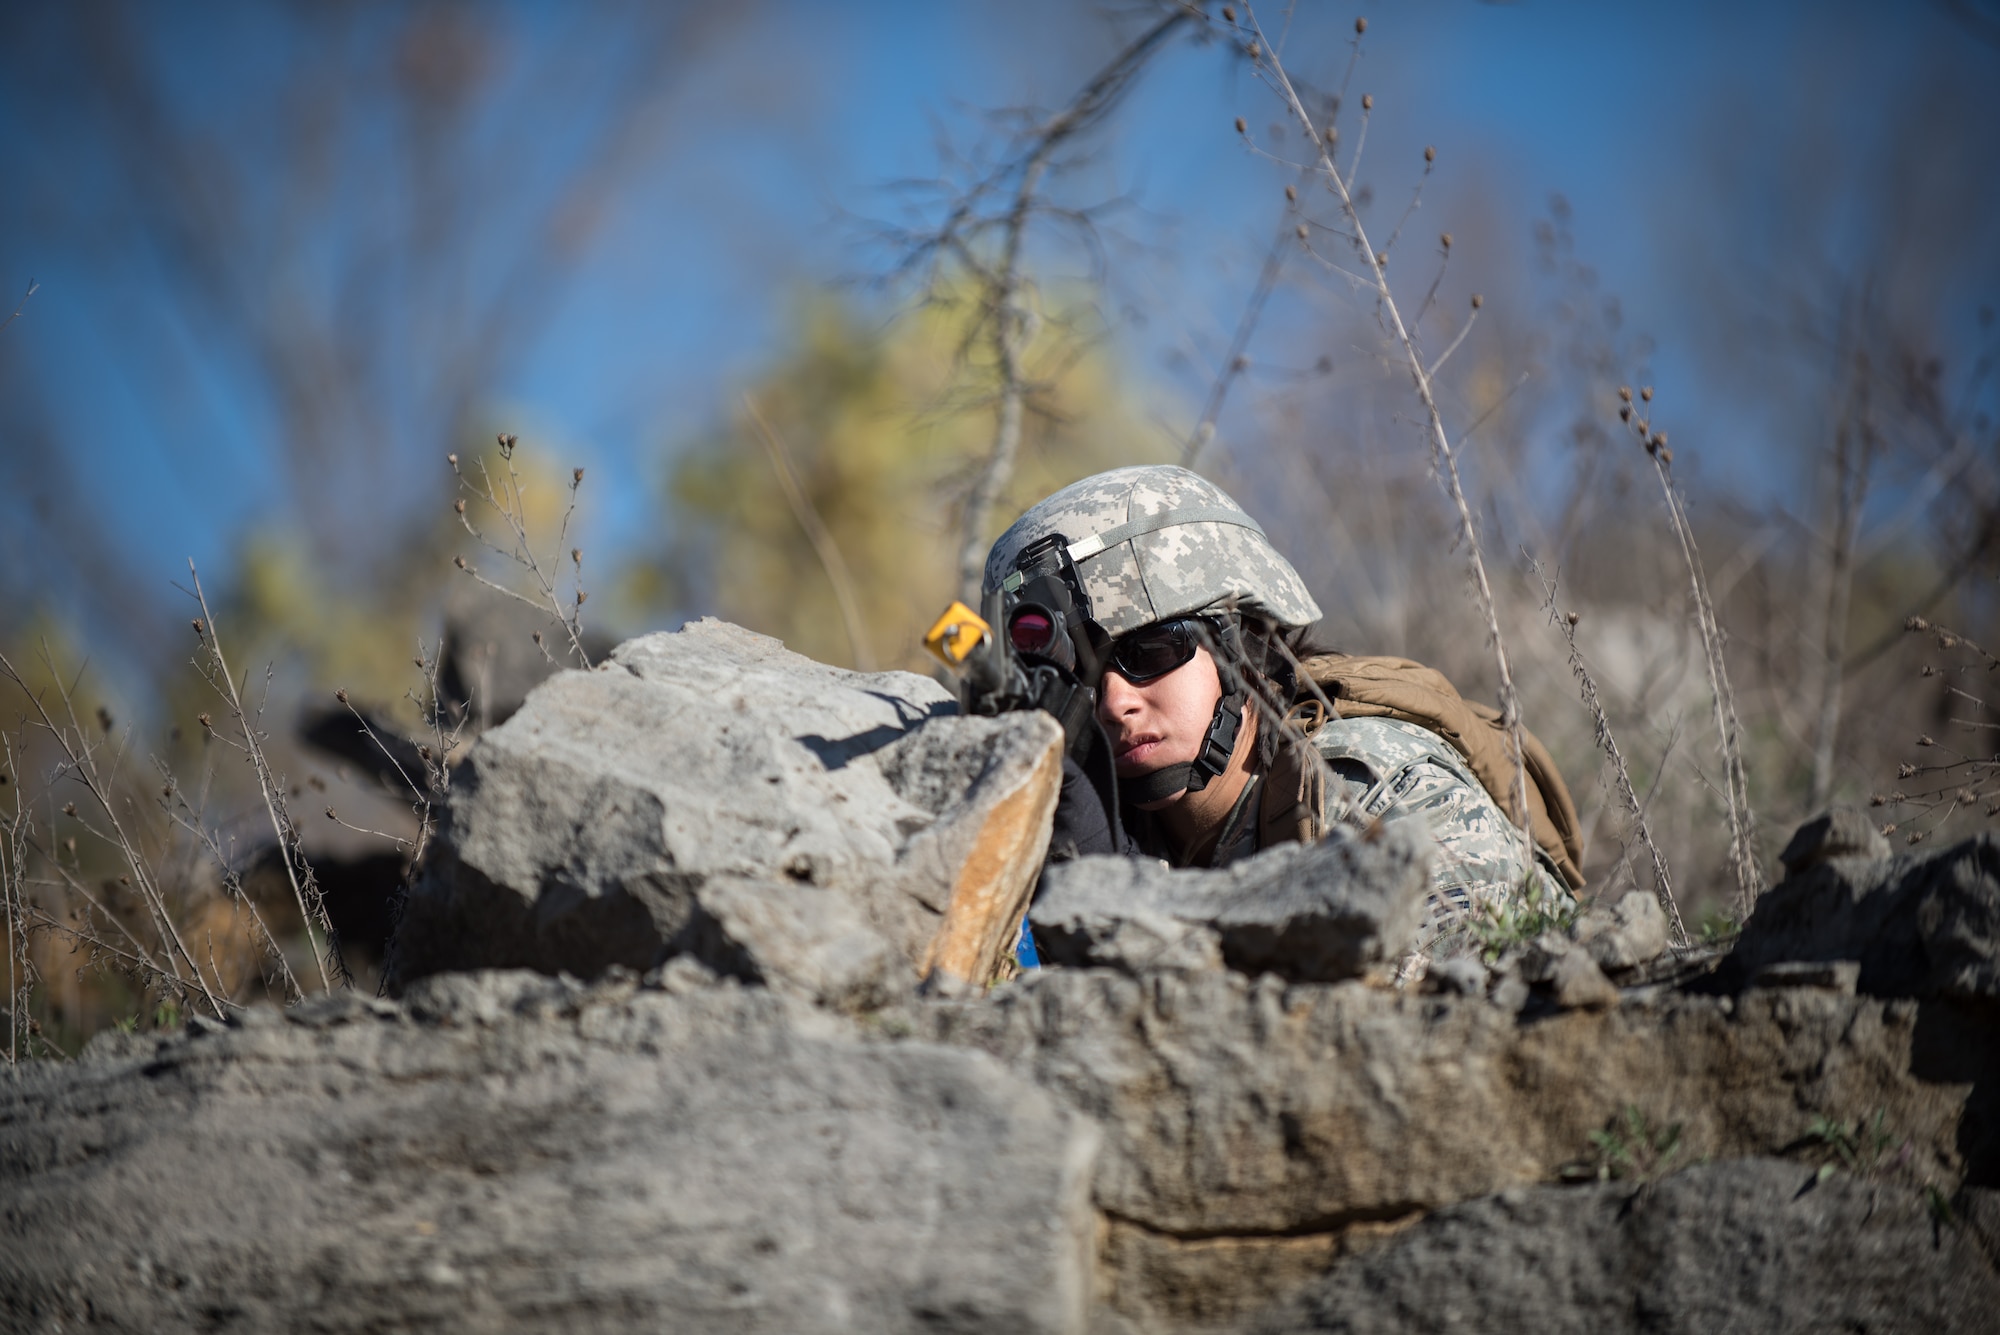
left=2, top=621, right=1996, bottom=1333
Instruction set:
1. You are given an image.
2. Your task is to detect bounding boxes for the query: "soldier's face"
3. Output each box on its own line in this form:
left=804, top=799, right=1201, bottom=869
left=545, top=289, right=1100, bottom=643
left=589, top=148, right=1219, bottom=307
left=1095, top=645, right=1223, bottom=783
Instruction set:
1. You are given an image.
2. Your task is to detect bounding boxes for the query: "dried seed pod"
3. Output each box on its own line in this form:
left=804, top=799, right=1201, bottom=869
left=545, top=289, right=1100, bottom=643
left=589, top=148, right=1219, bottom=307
left=1640, top=386, right=1653, bottom=402
left=1869, top=793, right=1886, bottom=806
left=326, top=807, right=337, bottom=821
left=1424, top=145, right=1436, bottom=163
left=1247, top=42, right=1259, bottom=59
left=447, top=452, right=458, bottom=466
left=1470, top=294, right=1483, bottom=309
left=1881, top=822, right=1897, bottom=835
left=197, top=713, right=212, bottom=729
left=531, top=631, right=544, bottom=645
left=454, top=555, right=468, bottom=570
left=1285, top=185, right=1297, bottom=202
left=576, top=590, right=589, bottom=605
left=161, top=785, right=172, bottom=799
left=413, top=657, right=425, bottom=669
left=571, top=547, right=582, bottom=565
left=1658, top=447, right=1673, bottom=465
left=119, top=875, right=129, bottom=886
left=1235, top=117, right=1247, bottom=133
left=1440, top=232, right=1452, bottom=249
left=1375, top=251, right=1388, bottom=267
left=1921, top=664, right=1936, bottom=676
left=573, top=467, right=585, bottom=484
left=1906, top=616, right=1930, bottom=632
left=1618, top=385, right=1632, bottom=402
left=1917, top=734, right=1935, bottom=747
left=335, top=688, right=349, bottom=704
left=1231, top=355, right=1249, bottom=372
left=1619, top=406, right=1632, bottom=421
left=454, top=499, right=466, bottom=514
left=63, top=802, right=77, bottom=817
left=1221, top=6, right=1235, bottom=20
left=1361, top=94, right=1373, bottom=111
left=1566, top=611, right=1579, bottom=626
left=1899, top=763, right=1918, bottom=778
left=1355, top=16, right=1367, bottom=33
left=1292, top=223, right=1307, bottom=240
left=191, top=618, right=204, bottom=636
left=1908, top=831, right=1924, bottom=845
left=419, top=745, right=433, bottom=762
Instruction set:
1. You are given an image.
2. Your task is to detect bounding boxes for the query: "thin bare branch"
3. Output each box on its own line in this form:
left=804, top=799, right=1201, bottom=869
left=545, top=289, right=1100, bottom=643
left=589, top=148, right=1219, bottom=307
left=1245, top=5, right=1539, bottom=887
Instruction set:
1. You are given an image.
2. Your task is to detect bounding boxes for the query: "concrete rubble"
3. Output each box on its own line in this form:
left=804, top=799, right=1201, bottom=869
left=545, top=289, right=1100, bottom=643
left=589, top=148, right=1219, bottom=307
left=2, top=621, right=1996, bottom=1333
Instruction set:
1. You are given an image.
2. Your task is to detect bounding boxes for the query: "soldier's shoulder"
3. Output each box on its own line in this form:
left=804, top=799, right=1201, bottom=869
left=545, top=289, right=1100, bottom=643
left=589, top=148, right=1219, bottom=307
left=1312, top=716, right=1463, bottom=775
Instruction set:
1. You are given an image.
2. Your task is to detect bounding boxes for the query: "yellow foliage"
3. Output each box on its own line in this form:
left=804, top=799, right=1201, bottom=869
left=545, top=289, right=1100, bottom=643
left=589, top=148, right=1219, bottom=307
left=669, top=295, right=1171, bottom=670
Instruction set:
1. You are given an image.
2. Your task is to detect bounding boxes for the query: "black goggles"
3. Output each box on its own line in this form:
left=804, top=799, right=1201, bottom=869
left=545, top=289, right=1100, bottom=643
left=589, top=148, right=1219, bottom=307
left=1103, top=617, right=1221, bottom=685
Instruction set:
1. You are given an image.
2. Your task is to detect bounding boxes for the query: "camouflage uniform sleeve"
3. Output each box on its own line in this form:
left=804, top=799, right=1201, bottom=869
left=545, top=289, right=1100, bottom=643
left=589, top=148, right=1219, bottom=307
left=1313, top=717, right=1572, bottom=977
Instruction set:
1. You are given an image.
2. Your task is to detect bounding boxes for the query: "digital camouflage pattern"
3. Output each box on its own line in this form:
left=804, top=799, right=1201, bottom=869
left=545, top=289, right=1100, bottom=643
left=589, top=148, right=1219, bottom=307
left=984, top=465, right=1322, bottom=638
left=1314, top=716, right=1573, bottom=974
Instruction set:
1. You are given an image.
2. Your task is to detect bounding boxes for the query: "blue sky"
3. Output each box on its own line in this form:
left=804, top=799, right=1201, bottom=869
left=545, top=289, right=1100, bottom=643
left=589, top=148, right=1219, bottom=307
left=2, top=0, right=1994, bottom=659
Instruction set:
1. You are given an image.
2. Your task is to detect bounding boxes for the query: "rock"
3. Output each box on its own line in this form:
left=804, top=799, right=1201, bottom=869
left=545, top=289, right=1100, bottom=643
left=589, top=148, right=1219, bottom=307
left=919, top=970, right=1976, bottom=1329
left=1424, top=955, right=1489, bottom=997
left=1028, top=822, right=1428, bottom=983
left=0, top=971, right=1100, bottom=1335
left=1573, top=889, right=1670, bottom=972
left=1547, top=946, right=1620, bottom=1009
left=389, top=619, right=1064, bottom=1000
left=1721, top=829, right=2000, bottom=1003
left=1779, top=805, right=1892, bottom=878
left=1252, top=1158, right=2000, bottom=1334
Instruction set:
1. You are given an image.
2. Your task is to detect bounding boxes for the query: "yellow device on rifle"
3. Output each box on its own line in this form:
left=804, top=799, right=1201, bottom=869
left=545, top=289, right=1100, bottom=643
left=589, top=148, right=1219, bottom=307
left=923, top=601, right=990, bottom=670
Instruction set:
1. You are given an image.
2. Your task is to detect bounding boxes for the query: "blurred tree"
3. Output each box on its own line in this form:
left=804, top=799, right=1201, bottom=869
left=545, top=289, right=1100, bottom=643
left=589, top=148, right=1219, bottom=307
left=0, top=0, right=750, bottom=678
left=664, top=294, right=1168, bottom=672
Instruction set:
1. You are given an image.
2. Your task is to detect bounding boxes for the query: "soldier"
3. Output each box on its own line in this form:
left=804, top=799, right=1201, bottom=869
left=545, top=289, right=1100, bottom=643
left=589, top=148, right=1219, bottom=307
left=982, top=464, right=1582, bottom=972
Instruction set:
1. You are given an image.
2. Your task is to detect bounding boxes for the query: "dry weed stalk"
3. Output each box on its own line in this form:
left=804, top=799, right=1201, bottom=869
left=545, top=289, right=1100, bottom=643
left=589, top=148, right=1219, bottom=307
left=1240, top=5, right=1537, bottom=883
left=2, top=736, right=40, bottom=1061
left=0, top=279, right=38, bottom=338
left=1614, top=390, right=1761, bottom=912
left=743, top=395, right=877, bottom=671
left=1530, top=560, right=1687, bottom=946
left=186, top=563, right=340, bottom=991
left=451, top=434, right=593, bottom=668
left=1873, top=618, right=1999, bottom=844
left=1183, top=167, right=1312, bottom=467
left=0, top=645, right=230, bottom=1016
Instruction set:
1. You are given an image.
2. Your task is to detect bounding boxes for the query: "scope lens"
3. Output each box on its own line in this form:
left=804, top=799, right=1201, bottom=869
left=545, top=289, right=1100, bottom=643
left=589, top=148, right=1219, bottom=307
left=1009, top=610, right=1055, bottom=653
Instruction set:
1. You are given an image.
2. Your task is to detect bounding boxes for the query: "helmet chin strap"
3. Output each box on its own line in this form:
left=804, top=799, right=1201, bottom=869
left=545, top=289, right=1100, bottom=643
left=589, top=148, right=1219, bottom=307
left=1121, top=686, right=1245, bottom=806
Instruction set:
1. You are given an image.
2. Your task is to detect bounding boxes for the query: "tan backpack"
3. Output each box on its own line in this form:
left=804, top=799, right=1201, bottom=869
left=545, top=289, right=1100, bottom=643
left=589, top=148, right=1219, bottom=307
left=1259, top=654, right=1586, bottom=891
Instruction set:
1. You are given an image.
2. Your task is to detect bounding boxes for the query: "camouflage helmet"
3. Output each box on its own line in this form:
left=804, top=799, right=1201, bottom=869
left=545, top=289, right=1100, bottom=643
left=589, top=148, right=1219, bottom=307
left=983, top=465, right=1321, bottom=640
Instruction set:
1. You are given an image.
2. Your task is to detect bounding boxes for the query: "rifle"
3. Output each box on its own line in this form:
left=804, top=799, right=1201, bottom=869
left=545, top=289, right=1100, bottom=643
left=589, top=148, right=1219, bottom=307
left=924, top=533, right=1109, bottom=755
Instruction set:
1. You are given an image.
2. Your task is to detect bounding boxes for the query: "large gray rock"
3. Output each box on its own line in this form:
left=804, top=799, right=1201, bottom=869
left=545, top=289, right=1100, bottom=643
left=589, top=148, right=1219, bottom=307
left=1722, top=827, right=2000, bottom=1003
left=390, top=619, right=1063, bottom=1002
left=0, top=971, right=1099, bottom=1335
left=1028, top=824, right=1428, bottom=983
left=1252, top=1159, right=2000, bottom=1334
left=918, top=970, right=1979, bottom=1330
